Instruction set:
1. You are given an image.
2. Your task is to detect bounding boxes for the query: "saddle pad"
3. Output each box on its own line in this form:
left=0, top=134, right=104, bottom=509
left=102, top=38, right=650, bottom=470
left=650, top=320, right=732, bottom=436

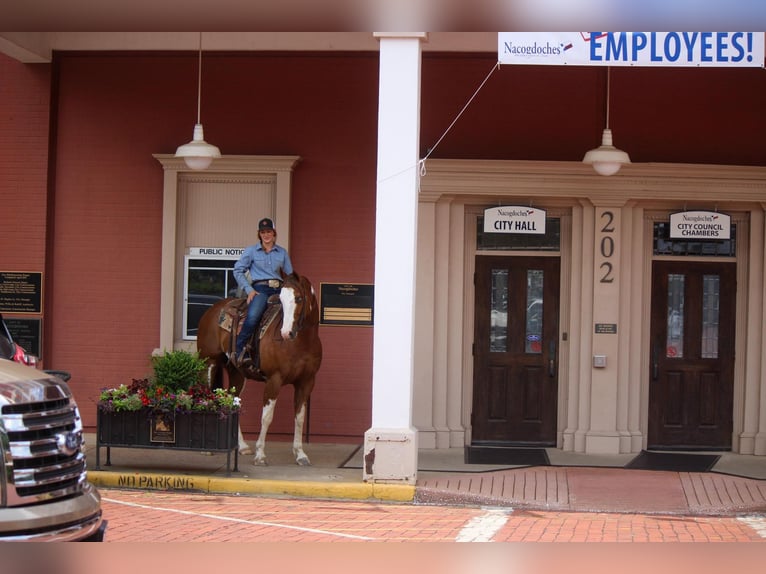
left=217, top=299, right=248, bottom=333
left=217, top=297, right=281, bottom=339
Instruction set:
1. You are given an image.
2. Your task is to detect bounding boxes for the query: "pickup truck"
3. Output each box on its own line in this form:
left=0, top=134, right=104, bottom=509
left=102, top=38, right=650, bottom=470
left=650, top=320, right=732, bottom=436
left=0, top=357, right=106, bottom=541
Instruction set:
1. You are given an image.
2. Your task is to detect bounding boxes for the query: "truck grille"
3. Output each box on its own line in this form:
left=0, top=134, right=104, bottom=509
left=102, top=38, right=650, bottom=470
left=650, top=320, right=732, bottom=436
left=1, top=394, right=87, bottom=505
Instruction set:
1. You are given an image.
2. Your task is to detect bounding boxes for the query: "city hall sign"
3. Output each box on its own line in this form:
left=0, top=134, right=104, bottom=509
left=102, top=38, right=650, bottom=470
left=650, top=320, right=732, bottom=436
left=484, top=206, right=547, bottom=234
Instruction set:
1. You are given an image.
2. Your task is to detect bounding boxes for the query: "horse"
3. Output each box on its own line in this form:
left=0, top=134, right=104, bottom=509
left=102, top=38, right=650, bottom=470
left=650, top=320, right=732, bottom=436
left=196, top=271, right=322, bottom=466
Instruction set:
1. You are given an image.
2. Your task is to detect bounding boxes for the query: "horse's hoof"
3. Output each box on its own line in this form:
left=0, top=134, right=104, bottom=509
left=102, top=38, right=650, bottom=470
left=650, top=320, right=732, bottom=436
left=239, top=447, right=254, bottom=456
left=253, top=458, right=268, bottom=466
left=296, top=457, right=311, bottom=466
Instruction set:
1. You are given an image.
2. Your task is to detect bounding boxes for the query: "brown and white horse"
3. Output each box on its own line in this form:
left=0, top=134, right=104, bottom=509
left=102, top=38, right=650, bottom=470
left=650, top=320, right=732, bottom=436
left=196, top=271, right=322, bottom=466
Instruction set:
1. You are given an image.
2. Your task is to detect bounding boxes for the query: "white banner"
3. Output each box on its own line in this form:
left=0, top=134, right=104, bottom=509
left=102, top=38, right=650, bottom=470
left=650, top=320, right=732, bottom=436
left=498, top=32, right=764, bottom=67
left=484, top=206, right=546, bottom=234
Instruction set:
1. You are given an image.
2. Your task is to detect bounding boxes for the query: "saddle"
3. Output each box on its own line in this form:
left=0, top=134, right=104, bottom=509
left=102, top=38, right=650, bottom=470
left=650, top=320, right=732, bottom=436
left=218, top=295, right=281, bottom=379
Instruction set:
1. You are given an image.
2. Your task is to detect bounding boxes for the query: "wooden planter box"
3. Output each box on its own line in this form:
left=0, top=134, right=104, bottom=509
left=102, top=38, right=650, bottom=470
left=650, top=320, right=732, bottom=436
left=95, top=409, right=239, bottom=474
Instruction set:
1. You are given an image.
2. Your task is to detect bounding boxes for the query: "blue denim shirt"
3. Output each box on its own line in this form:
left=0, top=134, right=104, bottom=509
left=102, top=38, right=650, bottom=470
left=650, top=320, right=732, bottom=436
left=233, top=242, right=293, bottom=295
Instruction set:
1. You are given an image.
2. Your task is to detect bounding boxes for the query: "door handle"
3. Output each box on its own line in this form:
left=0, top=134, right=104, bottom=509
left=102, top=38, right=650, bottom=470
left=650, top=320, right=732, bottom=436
left=652, top=347, right=659, bottom=381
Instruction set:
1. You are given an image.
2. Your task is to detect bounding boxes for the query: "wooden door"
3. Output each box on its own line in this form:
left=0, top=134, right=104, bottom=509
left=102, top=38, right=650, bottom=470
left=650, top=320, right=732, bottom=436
left=649, top=261, right=735, bottom=449
left=471, top=256, right=560, bottom=445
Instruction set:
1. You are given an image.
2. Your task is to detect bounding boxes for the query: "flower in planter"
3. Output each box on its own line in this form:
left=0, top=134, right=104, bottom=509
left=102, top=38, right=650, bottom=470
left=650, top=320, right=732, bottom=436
left=98, top=350, right=241, bottom=418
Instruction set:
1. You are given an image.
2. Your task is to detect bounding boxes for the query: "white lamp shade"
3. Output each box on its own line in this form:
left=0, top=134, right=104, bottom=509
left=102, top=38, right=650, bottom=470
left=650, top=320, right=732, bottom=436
left=175, top=123, right=221, bottom=170
left=583, top=128, right=631, bottom=176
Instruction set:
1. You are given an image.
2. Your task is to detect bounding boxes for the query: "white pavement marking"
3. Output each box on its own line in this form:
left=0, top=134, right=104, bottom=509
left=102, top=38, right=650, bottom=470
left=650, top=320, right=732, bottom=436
left=738, top=515, right=766, bottom=538
left=103, top=497, right=375, bottom=541
left=455, top=507, right=512, bottom=542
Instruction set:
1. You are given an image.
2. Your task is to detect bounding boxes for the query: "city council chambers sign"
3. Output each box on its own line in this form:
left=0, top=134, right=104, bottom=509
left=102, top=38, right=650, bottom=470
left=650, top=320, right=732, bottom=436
left=669, top=210, right=731, bottom=240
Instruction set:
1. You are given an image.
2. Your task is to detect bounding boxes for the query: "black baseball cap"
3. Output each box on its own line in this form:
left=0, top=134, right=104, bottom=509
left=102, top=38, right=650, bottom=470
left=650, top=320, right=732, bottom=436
left=258, top=218, right=275, bottom=231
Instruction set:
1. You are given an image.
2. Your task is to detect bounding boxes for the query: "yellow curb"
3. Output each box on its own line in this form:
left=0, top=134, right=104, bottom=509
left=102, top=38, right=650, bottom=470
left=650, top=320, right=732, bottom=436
left=372, top=483, right=416, bottom=502
left=89, top=471, right=415, bottom=503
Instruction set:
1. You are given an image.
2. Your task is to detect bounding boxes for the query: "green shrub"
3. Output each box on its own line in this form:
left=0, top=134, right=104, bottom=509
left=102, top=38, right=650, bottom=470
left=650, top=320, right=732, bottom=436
left=150, top=349, right=208, bottom=393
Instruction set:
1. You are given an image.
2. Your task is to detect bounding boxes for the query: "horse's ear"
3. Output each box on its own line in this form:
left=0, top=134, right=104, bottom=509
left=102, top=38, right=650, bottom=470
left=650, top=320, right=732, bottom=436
left=280, top=268, right=299, bottom=283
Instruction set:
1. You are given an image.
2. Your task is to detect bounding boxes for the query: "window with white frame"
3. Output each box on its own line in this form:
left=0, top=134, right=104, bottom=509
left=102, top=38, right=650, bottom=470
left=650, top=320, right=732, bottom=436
left=183, top=252, right=243, bottom=339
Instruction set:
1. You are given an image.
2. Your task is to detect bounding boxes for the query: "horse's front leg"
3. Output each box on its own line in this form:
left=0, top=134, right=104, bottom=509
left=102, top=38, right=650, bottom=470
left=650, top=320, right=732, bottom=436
left=221, top=362, right=251, bottom=454
left=237, top=425, right=253, bottom=455
left=253, top=398, right=277, bottom=465
left=292, top=400, right=311, bottom=466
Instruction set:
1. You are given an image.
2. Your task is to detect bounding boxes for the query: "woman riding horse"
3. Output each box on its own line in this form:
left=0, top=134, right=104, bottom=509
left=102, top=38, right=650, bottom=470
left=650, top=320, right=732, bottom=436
left=197, top=270, right=322, bottom=466
left=232, top=217, right=293, bottom=367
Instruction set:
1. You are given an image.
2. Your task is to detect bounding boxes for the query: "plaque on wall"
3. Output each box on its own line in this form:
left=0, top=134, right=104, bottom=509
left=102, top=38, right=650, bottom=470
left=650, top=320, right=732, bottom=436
left=3, top=317, right=42, bottom=357
left=320, top=283, right=374, bottom=326
left=595, top=323, right=618, bottom=334
left=0, top=271, right=43, bottom=314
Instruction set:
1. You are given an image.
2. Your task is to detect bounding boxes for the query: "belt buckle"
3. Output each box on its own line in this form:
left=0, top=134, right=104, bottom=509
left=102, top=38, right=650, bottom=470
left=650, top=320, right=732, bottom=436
left=268, top=279, right=280, bottom=288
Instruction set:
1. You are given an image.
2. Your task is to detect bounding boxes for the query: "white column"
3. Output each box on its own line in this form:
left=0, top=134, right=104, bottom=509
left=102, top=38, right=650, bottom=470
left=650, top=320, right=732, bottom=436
left=749, top=208, right=766, bottom=454
left=413, top=200, right=437, bottom=448
left=363, top=33, right=426, bottom=484
left=581, top=199, right=630, bottom=454
left=586, top=202, right=624, bottom=454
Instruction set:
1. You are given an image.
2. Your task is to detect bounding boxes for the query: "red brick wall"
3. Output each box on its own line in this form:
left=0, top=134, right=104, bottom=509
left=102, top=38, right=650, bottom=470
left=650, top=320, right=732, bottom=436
left=0, top=53, right=50, bottom=275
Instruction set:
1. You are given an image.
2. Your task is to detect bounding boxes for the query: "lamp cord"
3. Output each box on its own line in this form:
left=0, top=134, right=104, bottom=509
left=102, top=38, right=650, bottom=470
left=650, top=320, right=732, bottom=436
left=605, top=66, right=611, bottom=130
left=196, top=32, right=202, bottom=124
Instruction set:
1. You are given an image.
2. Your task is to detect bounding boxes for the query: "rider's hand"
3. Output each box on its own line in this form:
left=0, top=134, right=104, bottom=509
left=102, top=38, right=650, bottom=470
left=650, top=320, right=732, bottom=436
left=248, top=291, right=257, bottom=303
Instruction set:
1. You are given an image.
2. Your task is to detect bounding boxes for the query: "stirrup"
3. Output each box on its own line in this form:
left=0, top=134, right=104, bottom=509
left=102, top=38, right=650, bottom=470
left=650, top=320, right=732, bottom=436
left=232, top=348, right=249, bottom=367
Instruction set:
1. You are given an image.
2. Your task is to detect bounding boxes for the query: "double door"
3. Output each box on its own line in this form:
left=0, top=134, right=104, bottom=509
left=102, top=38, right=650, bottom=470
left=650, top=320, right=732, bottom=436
left=472, top=255, right=735, bottom=450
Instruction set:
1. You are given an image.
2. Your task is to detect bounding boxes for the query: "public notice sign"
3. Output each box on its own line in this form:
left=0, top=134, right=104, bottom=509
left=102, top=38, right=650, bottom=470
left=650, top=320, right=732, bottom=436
left=484, top=206, right=547, bottom=234
left=669, top=210, right=731, bottom=240
left=498, top=32, right=765, bottom=68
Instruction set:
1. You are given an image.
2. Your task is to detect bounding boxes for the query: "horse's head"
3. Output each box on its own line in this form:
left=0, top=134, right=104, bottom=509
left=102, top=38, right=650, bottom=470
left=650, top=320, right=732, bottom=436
left=279, top=272, right=314, bottom=339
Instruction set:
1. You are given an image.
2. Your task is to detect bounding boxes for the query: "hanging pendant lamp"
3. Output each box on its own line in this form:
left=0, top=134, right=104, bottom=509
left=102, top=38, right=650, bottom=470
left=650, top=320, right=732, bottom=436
left=583, top=67, right=630, bottom=176
left=175, top=32, right=221, bottom=170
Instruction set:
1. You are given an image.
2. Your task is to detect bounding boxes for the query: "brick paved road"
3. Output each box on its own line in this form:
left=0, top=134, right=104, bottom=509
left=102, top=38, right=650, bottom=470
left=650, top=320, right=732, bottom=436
left=99, top=488, right=766, bottom=543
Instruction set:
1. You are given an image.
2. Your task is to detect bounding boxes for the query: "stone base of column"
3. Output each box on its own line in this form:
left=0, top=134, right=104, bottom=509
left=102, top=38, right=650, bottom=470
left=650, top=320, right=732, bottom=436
left=630, top=432, right=644, bottom=453
left=585, top=431, right=621, bottom=454
left=753, top=433, right=766, bottom=456
left=738, top=432, right=755, bottom=454
left=363, top=427, right=418, bottom=484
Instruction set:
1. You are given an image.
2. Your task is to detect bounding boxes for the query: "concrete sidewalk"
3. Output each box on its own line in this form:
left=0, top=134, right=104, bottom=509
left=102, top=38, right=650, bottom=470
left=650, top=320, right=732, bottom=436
left=84, top=435, right=766, bottom=516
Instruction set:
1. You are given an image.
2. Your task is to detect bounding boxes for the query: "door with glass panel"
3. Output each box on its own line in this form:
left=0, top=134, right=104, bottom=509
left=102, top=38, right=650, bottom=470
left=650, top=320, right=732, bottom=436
left=472, top=256, right=560, bottom=445
left=649, top=261, right=735, bottom=449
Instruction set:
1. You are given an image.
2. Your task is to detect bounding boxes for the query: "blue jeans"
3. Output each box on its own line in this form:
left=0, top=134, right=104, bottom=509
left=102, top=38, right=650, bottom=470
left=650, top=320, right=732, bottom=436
left=236, top=286, right=279, bottom=354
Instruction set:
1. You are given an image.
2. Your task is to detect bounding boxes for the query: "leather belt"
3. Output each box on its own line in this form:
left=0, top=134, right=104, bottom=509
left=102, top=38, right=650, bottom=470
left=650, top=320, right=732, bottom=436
left=254, top=279, right=282, bottom=288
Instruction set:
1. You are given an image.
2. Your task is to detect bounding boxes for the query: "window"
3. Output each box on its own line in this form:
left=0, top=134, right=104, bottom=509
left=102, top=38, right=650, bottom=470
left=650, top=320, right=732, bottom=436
left=183, top=255, right=241, bottom=339
left=477, top=217, right=560, bottom=251
left=654, top=222, right=736, bottom=257
left=490, top=269, right=508, bottom=353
